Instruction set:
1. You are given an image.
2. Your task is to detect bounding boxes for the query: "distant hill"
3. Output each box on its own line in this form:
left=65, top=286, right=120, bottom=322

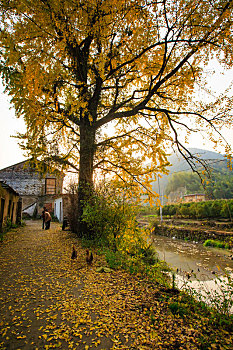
left=151, top=148, right=228, bottom=196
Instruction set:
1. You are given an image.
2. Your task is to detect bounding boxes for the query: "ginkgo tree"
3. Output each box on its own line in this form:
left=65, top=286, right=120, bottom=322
left=0, top=0, right=233, bottom=235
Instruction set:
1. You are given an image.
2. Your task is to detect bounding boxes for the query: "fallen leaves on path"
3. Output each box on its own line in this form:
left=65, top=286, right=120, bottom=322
left=0, top=221, right=232, bottom=349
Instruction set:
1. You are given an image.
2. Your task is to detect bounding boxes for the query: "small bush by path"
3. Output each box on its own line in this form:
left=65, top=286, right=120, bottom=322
left=203, top=239, right=230, bottom=249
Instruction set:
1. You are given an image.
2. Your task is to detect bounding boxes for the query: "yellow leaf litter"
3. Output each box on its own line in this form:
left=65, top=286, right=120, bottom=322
left=0, top=221, right=232, bottom=349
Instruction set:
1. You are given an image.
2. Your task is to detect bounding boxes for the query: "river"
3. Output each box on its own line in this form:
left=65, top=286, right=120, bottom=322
left=151, top=234, right=233, bottom=312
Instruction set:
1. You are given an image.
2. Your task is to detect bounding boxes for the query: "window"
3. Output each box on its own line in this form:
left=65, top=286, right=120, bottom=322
left=45, top=178, right=56, bottom=194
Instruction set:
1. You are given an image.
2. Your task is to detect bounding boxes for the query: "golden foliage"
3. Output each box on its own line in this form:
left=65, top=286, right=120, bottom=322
left=0, top=0, right=233, bottom=194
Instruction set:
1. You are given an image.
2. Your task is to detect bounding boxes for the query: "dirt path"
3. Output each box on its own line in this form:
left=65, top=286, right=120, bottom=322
left=0, top=221, right=232, bottom=350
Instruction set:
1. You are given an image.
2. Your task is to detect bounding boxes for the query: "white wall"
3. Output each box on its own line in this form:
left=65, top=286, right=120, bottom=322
left=54, top=197, right=63, bottom=222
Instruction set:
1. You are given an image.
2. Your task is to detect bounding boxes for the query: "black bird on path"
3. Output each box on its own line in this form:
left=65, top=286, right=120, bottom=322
left=71, top=245, right=77, bottom=260
left=86, top=249, right=93, bottom=265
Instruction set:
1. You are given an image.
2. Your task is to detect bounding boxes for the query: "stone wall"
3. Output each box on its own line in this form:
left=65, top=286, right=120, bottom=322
left=0, top=160, right=64, bottom=212
left=0, top=168, right=44, bottom=196
left=153, top=224, right=233, bottom=244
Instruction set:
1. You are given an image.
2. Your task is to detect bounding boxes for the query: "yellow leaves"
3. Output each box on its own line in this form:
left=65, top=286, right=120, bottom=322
left=93, top=339, right=101, bottom=346
left=1, top=172, right=233, bottom=349
left=17, top=335, right=26, bottom=339
left=1, top=0, right=233, bottom=172
left=44, top=341, right=62, bottom=349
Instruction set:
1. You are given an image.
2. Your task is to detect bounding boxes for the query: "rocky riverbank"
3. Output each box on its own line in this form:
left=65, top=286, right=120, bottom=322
left=152, top=219, right=233, bottom=245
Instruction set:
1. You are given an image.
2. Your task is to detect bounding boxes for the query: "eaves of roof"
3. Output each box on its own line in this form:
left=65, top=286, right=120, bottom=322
left=0, top=181, right=19, bottom=196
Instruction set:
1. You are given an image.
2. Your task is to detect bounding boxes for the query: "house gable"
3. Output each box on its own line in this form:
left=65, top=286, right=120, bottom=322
left=0, top=160, right=63, bottom=196
left=0, top=160, right=64, bottom=213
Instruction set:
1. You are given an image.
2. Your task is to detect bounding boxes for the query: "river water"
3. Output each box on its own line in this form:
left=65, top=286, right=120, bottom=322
left=152, top=235, right=233, bottom=280
left=151, top=235, right=233, bottom=312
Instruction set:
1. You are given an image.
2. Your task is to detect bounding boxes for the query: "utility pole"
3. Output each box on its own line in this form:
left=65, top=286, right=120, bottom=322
left=158, top=177, right=163, bottom=223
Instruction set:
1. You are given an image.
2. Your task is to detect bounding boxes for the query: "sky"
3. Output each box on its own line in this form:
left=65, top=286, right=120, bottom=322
left=0, top=61, right=233, bottom=170
left=0, top=82, right=26, bottom=169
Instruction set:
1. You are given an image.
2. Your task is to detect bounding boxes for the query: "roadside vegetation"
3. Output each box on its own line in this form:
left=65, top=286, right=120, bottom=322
left=0, top=217, right=24, bottom=242
left=158, top=199, right=233, bottom=220
left=62, top=183, right=233, bottom=349
left=66, top=182, right=171, bottom=286
left=203, top=239, right=230, bottom=249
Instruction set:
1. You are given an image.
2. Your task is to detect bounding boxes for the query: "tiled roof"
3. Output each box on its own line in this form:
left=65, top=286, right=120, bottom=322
left=183, top=193, right=205, bottom=197
left=0, top=181, right=19, bottom=196
left=0, top=159, right=28, bottom=172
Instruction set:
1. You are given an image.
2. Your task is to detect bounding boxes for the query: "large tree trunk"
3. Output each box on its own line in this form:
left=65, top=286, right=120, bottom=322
left=77, top=116, right=96, bottom=237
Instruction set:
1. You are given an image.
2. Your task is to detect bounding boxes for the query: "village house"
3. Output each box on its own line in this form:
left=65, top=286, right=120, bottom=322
left=54, top=196, right=63, bottom=222
left=0, top=160, right=64, bottom=217
left=183, top=193, right=206, bottom=203
left=167, top=190, right=206, bottom=204
left=54, top=194, right=71, bottom=222
left=0, top=181, right=21, bottom=231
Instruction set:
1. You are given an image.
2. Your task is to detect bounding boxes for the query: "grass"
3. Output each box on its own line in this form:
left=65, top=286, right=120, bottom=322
left=167, top=291, right=233, bottom=339
left=81, top=232, right=172, bottom=287
left=203, top=239, right=230, bottom=249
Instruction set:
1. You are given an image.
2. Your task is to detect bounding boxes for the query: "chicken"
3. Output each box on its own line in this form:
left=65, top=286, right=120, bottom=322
left=71, top=245, right=77, bottom=260
left=86, top=249, right=93, bottom=265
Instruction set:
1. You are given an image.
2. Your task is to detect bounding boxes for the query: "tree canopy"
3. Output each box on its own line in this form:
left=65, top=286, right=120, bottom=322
left=165, top=171, right=202, bottom=196
left=165, top=168, right=233, bottom=199
left=1, top=0, right=233, bottom=232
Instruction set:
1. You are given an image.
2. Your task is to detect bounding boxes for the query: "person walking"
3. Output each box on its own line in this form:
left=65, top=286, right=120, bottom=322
left=44, top=208, right=52, bottom=230
left=41, top=207, right=46, bottom=229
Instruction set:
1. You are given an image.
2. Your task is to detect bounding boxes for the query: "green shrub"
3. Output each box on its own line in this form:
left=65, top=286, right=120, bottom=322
left=81, top=184, right=139, bottom=249
left=210, top=200, right=222, bottom=218
left=138, top=205, right=157, bottom=216
left=105, top=249, right=124, bottom=269
left=138, top=245, right=158, bottom=265
left=67, top=181, right=172, bottom=286
left=178, top=204, right=191, bottom=218
left=220, top=200, right=233, bottom=219
left=168, top=301, right=187, bottom=316
left=0, top=230, right=5, bottom=242
left=160, top=199, right=233, bottom=220
left=203, top=239, right=229, bottom=249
